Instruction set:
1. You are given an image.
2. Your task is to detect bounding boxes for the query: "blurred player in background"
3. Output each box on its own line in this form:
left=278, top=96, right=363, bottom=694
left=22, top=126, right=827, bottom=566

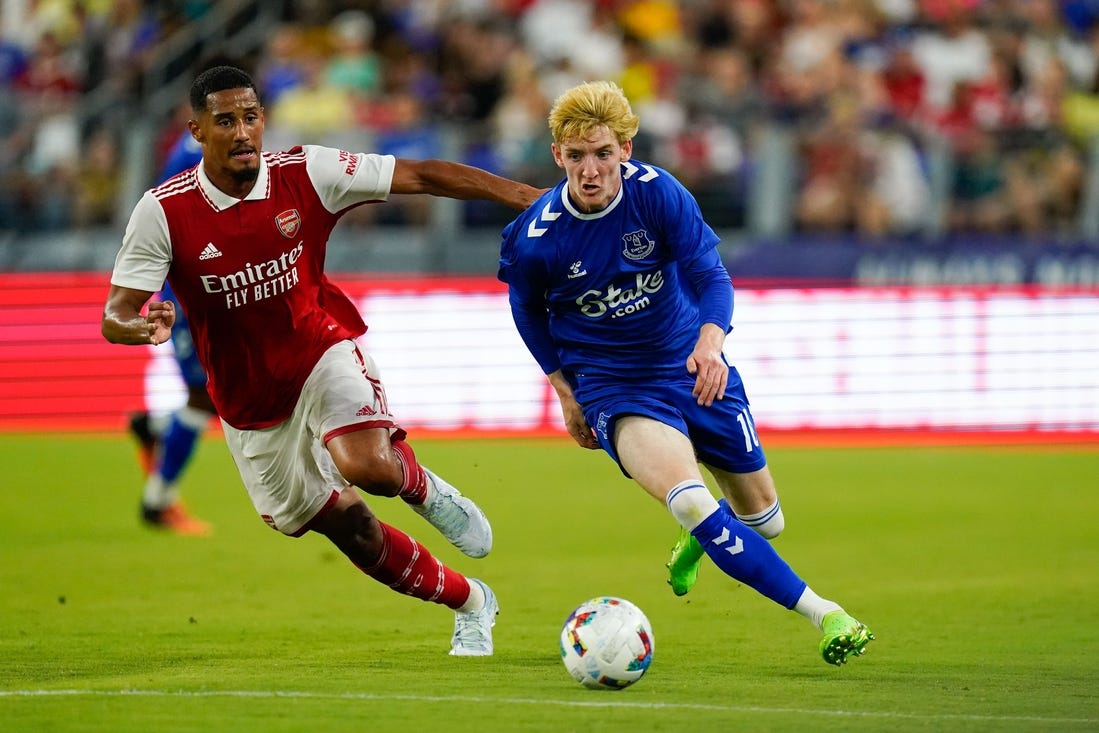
left=128, top=126, right=213, bottom=536
left=499, top=81, right=874, bottom=666
left=104, top=66, right=543, bottom=655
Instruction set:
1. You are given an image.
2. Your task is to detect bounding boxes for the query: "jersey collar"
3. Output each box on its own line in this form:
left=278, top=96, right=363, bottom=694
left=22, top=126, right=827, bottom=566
left=195, top=153, right=271, bottom=210
left=560, top=178, right=623, bottom=220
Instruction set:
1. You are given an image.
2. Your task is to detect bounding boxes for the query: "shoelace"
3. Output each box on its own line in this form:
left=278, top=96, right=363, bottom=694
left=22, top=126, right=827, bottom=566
left=453, top=614, right=490, bottom=644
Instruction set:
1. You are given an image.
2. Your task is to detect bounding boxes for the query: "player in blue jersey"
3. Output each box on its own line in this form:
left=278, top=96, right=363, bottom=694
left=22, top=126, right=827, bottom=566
left=498, top=81, right=874, bottom=666
left=127, top=128, right=214, bottom=535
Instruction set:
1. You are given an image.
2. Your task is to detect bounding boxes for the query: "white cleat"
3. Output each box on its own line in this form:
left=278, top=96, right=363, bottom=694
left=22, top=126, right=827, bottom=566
left=450, top=579, right=498, bottom=657
left=412, top=467, right=492, bottom=558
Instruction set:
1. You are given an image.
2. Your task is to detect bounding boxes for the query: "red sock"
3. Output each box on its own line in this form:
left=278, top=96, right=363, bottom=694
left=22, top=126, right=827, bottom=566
left=391, top=439, right=428, bottom=505
left=360, top=521, right=470, bottom=610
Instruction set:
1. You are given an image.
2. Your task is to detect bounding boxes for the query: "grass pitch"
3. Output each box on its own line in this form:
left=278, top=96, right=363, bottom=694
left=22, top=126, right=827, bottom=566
left=1, top=434, right=1097, bottom=732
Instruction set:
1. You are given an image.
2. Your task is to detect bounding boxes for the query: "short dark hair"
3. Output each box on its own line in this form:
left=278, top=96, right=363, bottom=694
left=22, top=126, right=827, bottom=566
left=189, top=65, right=259, bottom=113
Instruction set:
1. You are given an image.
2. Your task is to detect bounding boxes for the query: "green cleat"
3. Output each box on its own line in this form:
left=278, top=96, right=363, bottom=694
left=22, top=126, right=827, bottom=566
left=666, top=527, right=705, bottom=596
left=819, top=610, right=874, bottom=666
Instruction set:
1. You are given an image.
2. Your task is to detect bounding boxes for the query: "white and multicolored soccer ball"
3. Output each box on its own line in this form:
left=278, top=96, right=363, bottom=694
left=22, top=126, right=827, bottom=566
left=559, top=597, right=654, bottom=690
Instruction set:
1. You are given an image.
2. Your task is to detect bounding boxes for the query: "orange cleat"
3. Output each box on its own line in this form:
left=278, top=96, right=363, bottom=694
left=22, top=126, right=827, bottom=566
left=142, top=502, right=212, bottom=537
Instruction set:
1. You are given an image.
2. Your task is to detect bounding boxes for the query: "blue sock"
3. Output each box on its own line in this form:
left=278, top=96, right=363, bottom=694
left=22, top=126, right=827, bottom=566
left=158, top=408, right=208, bottom=483
left=691, top=504, right=807, bottom=609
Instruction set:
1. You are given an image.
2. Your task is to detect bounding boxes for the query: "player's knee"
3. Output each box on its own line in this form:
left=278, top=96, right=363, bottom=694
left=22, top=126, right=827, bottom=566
left=753, top=506, right=785, bottom=539
left=347, top=463, right=403, bottom=496
left=330, top=442, right=403, bottom=496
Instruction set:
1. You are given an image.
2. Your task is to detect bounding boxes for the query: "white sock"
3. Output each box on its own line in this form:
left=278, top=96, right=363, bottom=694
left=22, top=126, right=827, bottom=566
left=421, top=466, right=453, bottom=506
left=141, top=473, right=178, bottom=510
left=456, top=579, right=485, bottom=613
left=177, top=404, right=213, bottom=431
left=665, top=481, right=721, bottom=531
left=735, top=499, right=785, bottom=539
left=793, top=587, right=843, bottom=630
left=149, top=412, right=171, bottom=438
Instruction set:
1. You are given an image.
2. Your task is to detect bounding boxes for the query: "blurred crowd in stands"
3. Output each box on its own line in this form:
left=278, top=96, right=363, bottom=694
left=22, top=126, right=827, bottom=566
left=2, top=0, right=1099, bottom=240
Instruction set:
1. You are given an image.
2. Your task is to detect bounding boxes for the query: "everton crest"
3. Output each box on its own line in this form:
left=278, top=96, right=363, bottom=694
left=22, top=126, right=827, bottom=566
left=275, top=209, right=301, bottom=238
left=622, top=229, right=655, bottom=261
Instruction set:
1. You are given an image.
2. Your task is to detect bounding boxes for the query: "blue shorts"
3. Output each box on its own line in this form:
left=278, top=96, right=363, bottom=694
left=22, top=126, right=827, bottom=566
left=575, top=366, right=767, bottom=478
left=162, top=283, right=208, bottom=389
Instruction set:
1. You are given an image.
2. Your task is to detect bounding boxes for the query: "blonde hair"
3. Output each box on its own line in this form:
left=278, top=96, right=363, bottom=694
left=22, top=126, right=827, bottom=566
left=547, top=81, right=640, bottom=145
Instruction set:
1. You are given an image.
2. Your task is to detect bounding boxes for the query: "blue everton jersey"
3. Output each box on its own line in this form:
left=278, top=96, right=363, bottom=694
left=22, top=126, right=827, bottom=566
left=160, top=131, right=203, bottom=181
left=499, top=160, right=727, bottom=379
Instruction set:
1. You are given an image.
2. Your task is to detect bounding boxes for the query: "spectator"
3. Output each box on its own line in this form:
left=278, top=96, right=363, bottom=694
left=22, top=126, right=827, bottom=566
left=4, top=0, right=1099, bottom=242
left=267, top=51, right=355, bottom=147
left=99, top=0, right=162, bottom=98
left=1062, top=67, right=1099, bottom=147
left=617, top=0, right=684, bottom=53
left=72, top=127, right=119, bottom=228
left=255, top=23, right=308, bottom=106
left=22, top=99, right=79, bottom=231
left=858, top=118, right=933, bottom=236
left=910, top=0, right=992, bottom=114
left=681, top=45, right=766, bottom=141
left=490, top=47, right=553, bottom=181
left=1012, top=57, right=1086, bottom=233
left=794, top=91, right=866, bottom=232
left=16, top=31, right=82, bottom=232
left=373, top=91, right=444, bottom=225
left=949, top=126, right=1015, bottom=233
left=15, top=31, right=80, bottom=97
left=324, top=10, right=382, bottom=99
left=0, top=21, right=28, bottom=86
left=772, top=0, right=849, bottom=112
left=436, top=13, right=516, bottom=123
left=1017, top=0, right=1097, bottom=91
left=881, top=34, right=927, bottom=122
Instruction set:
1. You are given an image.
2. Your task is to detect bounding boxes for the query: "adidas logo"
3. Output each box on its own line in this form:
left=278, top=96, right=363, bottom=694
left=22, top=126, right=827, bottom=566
left=355, top=405, right=376, bottom=417
left=199, top=242, right=222, bottom=260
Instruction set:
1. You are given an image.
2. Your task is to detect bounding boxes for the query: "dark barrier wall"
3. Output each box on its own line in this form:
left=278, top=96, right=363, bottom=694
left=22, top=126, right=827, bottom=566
left=725, top=236, right=1099, bottom=287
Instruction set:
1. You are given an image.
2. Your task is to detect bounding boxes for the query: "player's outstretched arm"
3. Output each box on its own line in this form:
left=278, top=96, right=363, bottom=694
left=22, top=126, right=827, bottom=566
left=102, top=285, right=174, bottom=346
left=390, top=158, right=544, bottom=211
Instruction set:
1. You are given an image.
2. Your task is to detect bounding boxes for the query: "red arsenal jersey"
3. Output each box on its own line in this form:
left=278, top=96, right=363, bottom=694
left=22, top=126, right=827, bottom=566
left=111, top=145, right=396, bottom=429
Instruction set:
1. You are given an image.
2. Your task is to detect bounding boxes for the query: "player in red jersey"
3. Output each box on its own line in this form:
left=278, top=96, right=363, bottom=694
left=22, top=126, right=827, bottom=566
left=101, top=65, right=543, bottom=656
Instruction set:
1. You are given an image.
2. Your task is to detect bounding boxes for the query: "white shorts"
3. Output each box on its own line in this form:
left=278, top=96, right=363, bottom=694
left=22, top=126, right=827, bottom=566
left=221, top=340, right=400, bottom=536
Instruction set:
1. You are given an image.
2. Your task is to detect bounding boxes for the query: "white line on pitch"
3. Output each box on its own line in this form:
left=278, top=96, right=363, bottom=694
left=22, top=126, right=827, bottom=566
left=1, top=689, right=1096, bottom=725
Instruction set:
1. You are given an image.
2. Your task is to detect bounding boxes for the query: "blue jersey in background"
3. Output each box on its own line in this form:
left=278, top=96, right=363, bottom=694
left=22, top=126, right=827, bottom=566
left=158, top=131, right=205, bottom=388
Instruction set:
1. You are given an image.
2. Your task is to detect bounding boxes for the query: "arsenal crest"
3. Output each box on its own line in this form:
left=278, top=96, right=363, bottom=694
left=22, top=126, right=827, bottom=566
left=275, top=209, right=301, bottom=238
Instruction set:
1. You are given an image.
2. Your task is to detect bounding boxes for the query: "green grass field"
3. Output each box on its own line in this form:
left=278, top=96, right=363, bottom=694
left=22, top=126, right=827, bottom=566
left=1, top=434, right=1097, bottom=732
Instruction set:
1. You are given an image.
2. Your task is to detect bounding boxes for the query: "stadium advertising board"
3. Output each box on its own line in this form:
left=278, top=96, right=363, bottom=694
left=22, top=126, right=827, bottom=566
left=1, top=273, right=1096, bottom=438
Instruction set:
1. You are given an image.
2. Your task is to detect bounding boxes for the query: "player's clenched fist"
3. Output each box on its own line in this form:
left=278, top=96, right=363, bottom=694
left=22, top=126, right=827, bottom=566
left=145, top=300, right=175, bottom=345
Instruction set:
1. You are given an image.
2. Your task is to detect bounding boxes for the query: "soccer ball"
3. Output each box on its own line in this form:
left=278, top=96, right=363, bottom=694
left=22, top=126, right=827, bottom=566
left=559, top=597, right=654, bottom=690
